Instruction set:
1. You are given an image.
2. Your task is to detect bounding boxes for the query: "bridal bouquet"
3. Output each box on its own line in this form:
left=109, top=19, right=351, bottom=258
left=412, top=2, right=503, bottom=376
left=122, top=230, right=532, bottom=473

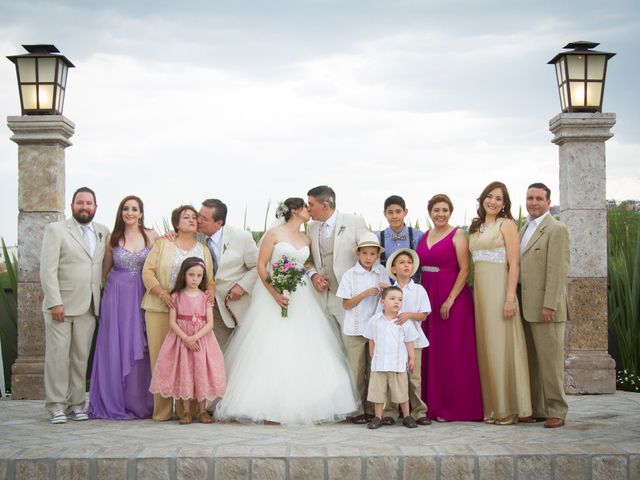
left=267, top=255, right=307, bottom=317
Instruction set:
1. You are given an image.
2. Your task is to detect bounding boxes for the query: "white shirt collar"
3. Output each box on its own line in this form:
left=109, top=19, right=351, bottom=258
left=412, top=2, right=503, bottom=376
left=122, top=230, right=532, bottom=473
left=394, top=279, right=416, bottom=290
left=323, top=210, right=338, bottom=228
left=210, top=226, right=224, bottom=245
left=526, top=211, right=550, bottom=229
left=73, top=218, right=94, bottom=232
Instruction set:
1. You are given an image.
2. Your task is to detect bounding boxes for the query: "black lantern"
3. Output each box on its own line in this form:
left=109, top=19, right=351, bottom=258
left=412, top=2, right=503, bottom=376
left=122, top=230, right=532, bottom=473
left=548, top=41, right=615, bottom=113
left=7, top=44, right=74, bottom=115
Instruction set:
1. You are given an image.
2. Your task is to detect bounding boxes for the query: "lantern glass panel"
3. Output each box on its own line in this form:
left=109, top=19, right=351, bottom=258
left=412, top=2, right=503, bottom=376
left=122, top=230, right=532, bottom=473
left=17, top=57, right=36, bottom=82
left=586, top=83, right=602, bottom=107
left=57, top=61, right=64, bottom=84
left=61, top=63, right=68, bottom=87
left=38, top=57, right=56, bottom=83
left=59, top=88, right=65, bottom=112
left=559, top=58, right=566, bottom=83
left=567, top=55, right=585, bottom=80
left=20, top=85, right=37, bottom=109
left=560, top=85, right=567, bottom=110
left=38, top=84, right=54, bottom=109
left=587, top=55, right=605, bottom=80
left=569, top=81, right=586, bottom=107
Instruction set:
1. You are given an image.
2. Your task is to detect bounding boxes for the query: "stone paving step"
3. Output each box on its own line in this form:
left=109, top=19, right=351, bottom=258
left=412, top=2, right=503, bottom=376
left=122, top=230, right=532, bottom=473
left=1, top=392, right=639, bottom=479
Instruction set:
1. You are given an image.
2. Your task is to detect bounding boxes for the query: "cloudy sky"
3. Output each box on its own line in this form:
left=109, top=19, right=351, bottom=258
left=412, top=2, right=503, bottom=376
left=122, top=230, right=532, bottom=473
left=1, top=0, right=638, bottom=246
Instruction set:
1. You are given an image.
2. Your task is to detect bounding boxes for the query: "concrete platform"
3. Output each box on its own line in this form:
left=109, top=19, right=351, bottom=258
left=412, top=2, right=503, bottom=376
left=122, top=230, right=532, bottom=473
left=1, top=392, right=639, bottom=479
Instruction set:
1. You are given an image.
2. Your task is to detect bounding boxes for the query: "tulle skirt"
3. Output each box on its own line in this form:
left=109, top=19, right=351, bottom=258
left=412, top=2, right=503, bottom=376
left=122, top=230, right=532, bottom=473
left=216, top=280, right=359, bottom=425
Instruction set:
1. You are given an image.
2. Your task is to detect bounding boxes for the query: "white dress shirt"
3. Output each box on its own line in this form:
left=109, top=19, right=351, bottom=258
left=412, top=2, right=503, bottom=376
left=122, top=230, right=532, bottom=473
left=520, top=211, right=550, bottom=254
left=75, top=220, right=97, bottom=257
left=364, top=312, right=419, bottom=372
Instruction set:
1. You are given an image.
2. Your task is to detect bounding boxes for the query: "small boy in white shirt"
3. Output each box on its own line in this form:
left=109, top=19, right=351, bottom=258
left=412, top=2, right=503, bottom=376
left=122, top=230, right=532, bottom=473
left=364, top=285, right=419, bottom=429
left=336, top=231, right=390, bottom=424
left=381, top=248, right=431, bottom=426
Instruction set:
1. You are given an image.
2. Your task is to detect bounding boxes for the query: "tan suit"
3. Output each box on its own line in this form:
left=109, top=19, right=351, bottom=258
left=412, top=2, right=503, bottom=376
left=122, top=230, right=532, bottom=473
left=519, top=214, right=570, bottom=419
left=308, top=212, right=367, bottom=329
left=202, top=226, right=259, bottom=352
left=40, top=218, right=109, bottom=413
left=308, top=212, right=368, bottom=414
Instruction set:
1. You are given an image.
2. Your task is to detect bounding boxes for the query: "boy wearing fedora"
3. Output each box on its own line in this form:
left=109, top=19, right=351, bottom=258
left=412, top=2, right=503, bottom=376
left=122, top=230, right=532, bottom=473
left=380, top=248, right=432, bottom=426
left=336, top=231, right=390, bottom=423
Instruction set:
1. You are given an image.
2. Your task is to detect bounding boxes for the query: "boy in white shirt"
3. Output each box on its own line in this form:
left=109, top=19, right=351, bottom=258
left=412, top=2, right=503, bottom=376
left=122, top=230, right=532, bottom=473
left=336, top=231, right=390, bottom=424
left=364, top=285, right=420, bottom=429
left=381, top=248, right=431, bottom=426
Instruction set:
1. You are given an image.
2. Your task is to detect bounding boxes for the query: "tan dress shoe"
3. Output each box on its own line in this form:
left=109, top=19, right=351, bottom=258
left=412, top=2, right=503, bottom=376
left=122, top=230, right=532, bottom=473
left=543, top=417, right=565, bottom=428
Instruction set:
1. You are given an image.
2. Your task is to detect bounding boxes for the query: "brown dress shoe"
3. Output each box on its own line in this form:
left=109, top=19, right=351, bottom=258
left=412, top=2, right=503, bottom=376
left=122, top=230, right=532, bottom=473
left=518, top=416, right=534, bottom=423
left=543, top=417, right=565, bottom=428
left=416, top=417, right=432, bottom=425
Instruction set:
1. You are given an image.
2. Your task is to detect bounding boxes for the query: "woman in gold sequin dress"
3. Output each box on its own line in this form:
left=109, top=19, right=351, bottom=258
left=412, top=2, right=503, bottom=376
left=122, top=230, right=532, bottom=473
left=469, top=182, right=532, bottom=425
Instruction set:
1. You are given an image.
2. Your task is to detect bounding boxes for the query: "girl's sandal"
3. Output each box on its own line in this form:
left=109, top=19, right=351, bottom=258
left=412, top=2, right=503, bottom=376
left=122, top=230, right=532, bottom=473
left=179, top=412, right=192, bottom=425
left=198, top=411, right=214, bottom=424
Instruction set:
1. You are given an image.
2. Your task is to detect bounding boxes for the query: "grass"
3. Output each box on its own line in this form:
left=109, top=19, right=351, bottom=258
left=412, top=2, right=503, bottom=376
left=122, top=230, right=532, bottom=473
left=607, top=206, right=640, bottom=387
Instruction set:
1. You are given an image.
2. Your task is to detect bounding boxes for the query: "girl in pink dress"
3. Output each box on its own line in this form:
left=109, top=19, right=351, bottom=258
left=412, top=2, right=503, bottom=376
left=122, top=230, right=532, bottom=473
left=149, top=257, right=226, bottom=424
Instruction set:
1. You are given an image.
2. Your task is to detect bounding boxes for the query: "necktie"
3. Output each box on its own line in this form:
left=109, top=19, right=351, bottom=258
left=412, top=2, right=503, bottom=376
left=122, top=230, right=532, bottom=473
left=391, top=233, right=406, bottom=241
left=207, top=237, right=218, bottom=274
left=81, top=225, right=95, bottom=256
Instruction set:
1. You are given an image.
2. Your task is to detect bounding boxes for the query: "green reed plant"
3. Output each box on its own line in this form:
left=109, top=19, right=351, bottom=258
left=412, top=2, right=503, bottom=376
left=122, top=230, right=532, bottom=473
left=607, top=206, right=640, bottom=388
left=0, top=238, right=18, bottom=393
left=0, top=238, right=17, bottom=356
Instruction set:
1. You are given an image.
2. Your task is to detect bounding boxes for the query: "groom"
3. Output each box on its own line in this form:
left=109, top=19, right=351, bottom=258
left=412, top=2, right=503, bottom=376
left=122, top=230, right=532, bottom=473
left=197, top=199, right=259, bottom=352
left=306, top=186, right=369, bottom=420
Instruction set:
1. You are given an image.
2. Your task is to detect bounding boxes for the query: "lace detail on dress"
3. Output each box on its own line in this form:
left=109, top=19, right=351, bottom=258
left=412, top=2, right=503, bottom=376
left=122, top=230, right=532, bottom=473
left=471, top=247, right=506, bottom=264
left=169, top=243, right=205, bottom=290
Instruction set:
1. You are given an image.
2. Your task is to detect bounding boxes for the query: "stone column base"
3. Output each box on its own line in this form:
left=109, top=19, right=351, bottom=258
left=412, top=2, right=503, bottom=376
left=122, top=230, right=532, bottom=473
left=565, top=350, right=616, bottom=394
left=11, top=355, right=45, bottom=400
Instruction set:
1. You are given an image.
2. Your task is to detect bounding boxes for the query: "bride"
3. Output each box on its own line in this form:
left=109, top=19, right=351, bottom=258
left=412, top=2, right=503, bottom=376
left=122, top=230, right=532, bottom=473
left=215, top=197, right=359, bottom=425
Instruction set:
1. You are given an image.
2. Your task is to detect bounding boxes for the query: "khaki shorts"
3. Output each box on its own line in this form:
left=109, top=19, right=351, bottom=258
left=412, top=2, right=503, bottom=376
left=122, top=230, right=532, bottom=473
left=367, top=371, right=408, bottom=404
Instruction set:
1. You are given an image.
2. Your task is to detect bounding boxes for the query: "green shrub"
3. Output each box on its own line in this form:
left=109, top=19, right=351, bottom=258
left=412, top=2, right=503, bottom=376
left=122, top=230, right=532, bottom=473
left=607, top=206, right=640, bottom=388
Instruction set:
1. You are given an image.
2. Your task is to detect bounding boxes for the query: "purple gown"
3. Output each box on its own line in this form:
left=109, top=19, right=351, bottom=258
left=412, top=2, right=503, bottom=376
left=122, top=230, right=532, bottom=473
left=88, top=246, right=154, bottom=419
left=417, top=228, right=484, bottom=421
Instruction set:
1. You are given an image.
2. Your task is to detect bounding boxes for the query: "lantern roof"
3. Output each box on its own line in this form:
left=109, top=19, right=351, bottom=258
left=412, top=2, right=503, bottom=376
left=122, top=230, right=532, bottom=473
left=7, top=44, right=75, bottom=68
left=548, top=41, right=616, bottom=65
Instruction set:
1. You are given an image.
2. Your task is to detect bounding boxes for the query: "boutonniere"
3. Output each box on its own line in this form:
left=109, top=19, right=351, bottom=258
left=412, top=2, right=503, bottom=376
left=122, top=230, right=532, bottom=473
left=338, top=226, right=346, bottom=236
left=98, top=232, right=103, bottom=242
left=223, top=243, right=228, bottom=254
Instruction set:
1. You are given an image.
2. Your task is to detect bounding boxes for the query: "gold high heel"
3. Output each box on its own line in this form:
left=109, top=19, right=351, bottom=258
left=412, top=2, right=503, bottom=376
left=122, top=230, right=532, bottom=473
left=495, top=414, right=518, bottom=425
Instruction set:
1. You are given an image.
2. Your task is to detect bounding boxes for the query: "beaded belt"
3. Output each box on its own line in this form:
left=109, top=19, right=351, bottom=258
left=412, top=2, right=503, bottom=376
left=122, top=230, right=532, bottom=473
left=421, top=266, right=440, bottom=272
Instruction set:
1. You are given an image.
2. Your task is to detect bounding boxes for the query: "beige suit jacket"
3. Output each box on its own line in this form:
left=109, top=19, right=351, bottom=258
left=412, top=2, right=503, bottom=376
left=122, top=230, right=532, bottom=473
left=307, top=211, right=368, bottom=284
left=206, top=226, right=259, bottom=329
left=40, top=218, right=110, bottom=316
left=519, top=214, right=570, bottom=323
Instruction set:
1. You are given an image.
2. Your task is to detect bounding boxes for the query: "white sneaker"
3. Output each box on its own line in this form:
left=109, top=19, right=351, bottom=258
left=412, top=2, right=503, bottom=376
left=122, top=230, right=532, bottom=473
left=67, top=409, right=89, bottom=421
left=50, top=410, right=67, bottom=424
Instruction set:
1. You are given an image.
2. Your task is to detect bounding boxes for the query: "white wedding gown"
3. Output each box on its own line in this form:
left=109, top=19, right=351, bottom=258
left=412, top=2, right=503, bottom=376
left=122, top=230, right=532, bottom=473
left=216, top=242, right=360, bottom=425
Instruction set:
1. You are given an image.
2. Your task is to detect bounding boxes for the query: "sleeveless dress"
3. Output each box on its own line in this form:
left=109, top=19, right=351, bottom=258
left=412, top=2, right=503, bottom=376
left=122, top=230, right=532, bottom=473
left=149, top=291, right=226, bottom=401
left=417, top=228, right=484, bottom=421
left=469, top=218, right=532, bottom=420
left=216, top=242, right=359, bottom=425
left=88, top=247, right=154, bottom=419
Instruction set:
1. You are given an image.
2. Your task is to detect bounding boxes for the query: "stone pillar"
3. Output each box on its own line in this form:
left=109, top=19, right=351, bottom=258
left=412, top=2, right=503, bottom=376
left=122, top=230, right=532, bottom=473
left=6, top=115, right=74, bottom=399
left=550, top=112, right=616, bottom=394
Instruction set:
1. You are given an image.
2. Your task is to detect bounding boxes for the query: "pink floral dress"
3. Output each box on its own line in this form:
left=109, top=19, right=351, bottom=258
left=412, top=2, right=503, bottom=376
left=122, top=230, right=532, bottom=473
left=150, top=291, right=226, bottom=401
